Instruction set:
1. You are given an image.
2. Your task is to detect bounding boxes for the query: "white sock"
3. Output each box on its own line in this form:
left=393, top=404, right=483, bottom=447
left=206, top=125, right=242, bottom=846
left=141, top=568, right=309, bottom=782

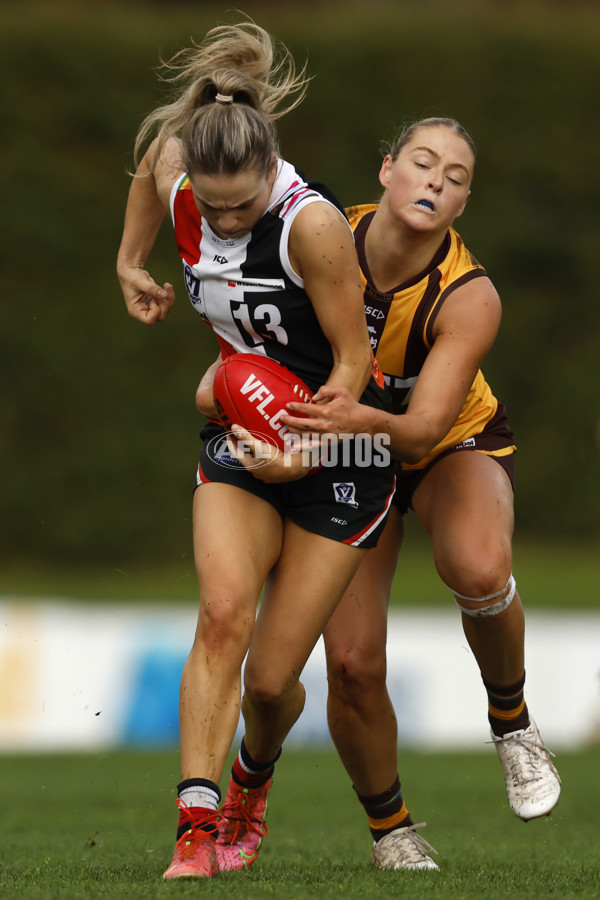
left=178, top=784, right=220, bottom=811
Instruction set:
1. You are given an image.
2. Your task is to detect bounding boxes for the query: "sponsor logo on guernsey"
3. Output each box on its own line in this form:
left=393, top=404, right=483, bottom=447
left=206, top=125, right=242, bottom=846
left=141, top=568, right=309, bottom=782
left=333, top=482, right=358, bottom=508
left=182, top=261, right=208, bottom=320
left=365, top=304, right=388, bottom=353
left=365, top=306, right=386, bottom=320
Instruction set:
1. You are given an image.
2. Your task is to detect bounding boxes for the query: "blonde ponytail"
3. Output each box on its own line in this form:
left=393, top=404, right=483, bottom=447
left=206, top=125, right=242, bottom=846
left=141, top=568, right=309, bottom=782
left=134, top=21, right=310, bottom=175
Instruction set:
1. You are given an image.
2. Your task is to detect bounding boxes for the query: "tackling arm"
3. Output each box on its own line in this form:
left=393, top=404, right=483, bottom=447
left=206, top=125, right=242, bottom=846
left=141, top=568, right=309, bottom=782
left=283, top=277, right=502, bottom=463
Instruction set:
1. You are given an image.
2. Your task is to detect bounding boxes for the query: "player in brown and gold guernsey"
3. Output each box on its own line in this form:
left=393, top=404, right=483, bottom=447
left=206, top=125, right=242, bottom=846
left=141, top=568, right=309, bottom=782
left=284, top=118, right=561, bottom=869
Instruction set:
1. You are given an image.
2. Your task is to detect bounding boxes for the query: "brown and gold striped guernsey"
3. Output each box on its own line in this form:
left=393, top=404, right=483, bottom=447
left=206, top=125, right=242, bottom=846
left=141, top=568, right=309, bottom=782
left=347, top=204, right=516, bottom=470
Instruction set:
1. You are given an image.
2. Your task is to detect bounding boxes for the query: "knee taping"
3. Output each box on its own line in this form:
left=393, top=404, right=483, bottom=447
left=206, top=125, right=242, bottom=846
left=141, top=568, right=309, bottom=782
left=453, top=575, right=516, bottom=618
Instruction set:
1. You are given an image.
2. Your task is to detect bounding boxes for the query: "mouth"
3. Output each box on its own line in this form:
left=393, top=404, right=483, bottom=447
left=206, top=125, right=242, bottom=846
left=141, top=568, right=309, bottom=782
left=215, top=228, right=245, bottom=239
left=413, top=199, right=435, bottom=213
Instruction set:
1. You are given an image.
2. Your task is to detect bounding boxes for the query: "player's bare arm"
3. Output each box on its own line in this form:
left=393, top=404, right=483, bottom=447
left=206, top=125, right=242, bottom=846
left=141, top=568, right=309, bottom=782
left=289, top=202, right=372, bottom=399
left=284, top=277, right=501, bottom=462
left=391, top=275, right=501, bottom=461
left=116, top=137, right=183, bottom=324
left=195, top=354, right=222, bottom=417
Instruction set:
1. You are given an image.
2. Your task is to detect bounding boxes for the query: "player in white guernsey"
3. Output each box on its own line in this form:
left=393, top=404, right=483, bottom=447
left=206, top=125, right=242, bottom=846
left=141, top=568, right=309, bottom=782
left=117, top=21, right=394, bottom=880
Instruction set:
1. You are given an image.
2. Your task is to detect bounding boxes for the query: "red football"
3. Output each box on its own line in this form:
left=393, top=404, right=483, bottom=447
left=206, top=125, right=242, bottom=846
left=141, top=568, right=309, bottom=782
left=213, top=353, right=313, bottom=451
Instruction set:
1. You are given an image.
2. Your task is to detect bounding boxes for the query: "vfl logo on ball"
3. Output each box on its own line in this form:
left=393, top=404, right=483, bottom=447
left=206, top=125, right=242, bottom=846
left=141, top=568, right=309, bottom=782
left=333, top=482, right=358, bottom=508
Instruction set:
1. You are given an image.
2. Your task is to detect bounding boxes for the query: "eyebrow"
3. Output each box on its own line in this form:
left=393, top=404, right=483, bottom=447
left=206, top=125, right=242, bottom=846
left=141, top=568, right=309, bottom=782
left=194, top=193, right=258, bottom=211
left=412, top=146, right=471, bottom=176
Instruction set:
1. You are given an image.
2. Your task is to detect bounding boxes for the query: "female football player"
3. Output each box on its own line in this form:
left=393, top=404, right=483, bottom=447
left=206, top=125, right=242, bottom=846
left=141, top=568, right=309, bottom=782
left=284, top=117, right=561, bottom=870
left=116, top=21, right=394, bottom=880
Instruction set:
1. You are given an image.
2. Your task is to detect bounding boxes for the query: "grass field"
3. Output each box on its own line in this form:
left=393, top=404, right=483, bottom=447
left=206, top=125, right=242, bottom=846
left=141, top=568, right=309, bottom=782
left=1, top=541, right=597, bottom=896
left=1, top=746, right=598, bottom=899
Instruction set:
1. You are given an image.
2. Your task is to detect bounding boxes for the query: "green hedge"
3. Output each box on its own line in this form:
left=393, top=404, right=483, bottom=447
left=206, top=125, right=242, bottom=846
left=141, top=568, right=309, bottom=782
left=2, top=0, right=599, bottom=565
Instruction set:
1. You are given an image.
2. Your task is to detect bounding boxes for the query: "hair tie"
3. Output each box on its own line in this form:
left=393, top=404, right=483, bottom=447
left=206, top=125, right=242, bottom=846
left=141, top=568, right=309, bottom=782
left=215, top=93, right=234, bottom=105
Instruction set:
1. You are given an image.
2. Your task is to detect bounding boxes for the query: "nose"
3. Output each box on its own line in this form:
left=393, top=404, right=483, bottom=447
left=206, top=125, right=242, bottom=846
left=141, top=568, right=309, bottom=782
left=427, top=169, right=444, bottom=192
left=216, top=211, right=239, bottom=234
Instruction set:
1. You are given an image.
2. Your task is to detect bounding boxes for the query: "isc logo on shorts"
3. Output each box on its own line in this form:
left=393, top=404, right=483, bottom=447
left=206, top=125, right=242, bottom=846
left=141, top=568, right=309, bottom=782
left=333, top=482, right=358, bottom=507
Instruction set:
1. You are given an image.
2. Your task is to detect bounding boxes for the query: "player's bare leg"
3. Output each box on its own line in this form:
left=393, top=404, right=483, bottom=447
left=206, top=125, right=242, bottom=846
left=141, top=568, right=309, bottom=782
left=413, top=451, right=560, bottom=820
left=323, top=508, right=403, bottom=797
left=216, top=522, right=367, bottom=872
left=181, top=484, right=283, bottom=779
left=163, top=484, right=282, bottom=880
left=322, top=507, right=438, bottom=869
left=412, top=452, right=523, bottom=686
left=242, top=521, right=367, bottom=761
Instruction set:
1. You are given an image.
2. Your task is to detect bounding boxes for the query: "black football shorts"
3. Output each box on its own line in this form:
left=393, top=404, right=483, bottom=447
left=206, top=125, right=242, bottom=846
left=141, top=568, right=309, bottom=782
left=195, top=421, right=396, bottom=548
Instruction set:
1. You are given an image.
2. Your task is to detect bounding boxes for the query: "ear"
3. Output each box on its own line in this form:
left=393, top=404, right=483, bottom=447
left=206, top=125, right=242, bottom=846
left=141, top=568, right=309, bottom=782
left=454, top=189, right=471, bottom=219
left=267, top=154, right=278, bottom=179
left=379, top=154, right=393, bottom=190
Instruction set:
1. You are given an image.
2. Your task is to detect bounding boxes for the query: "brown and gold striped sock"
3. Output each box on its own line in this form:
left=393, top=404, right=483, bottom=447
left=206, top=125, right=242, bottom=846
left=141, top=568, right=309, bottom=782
left=484, top=672, right=530, bottom=737
left=355, top=776, right=413, bottom=842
